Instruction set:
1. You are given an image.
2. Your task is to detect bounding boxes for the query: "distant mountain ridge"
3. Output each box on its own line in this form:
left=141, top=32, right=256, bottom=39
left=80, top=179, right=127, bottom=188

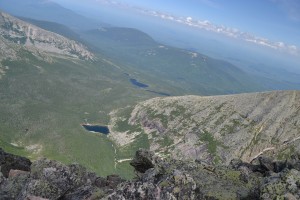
left=110, top=90, right=300, bottom=164
left=19, top=17, right=81, bottom=42
left=0, top=11, right=93, bottom=60
left=88, top=27, right=157, bottom=46
left=0, top=0, right=105, bottom=30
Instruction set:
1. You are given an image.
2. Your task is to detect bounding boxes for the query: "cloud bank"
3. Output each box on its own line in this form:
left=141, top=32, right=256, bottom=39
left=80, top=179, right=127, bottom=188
left=141, top=10, right=299, bottom=56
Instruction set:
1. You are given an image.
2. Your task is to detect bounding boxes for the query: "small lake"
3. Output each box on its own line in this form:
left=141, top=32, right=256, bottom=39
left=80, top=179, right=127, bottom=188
left=130, top=78, right=149, bottom=88
left=82, top=124, right=110, bottom=135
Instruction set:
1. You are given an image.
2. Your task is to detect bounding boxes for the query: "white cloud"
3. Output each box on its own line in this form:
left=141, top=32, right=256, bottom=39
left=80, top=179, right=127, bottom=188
left=100, top=0, right=300, bottom=56
left=148, top=11, right=299, bottom=56
left=186, top=17, right=193, bottom=22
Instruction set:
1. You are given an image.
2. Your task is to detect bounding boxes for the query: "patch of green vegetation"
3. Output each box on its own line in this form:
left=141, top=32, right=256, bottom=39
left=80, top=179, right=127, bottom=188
left=0, top=138, right=29, bottom=157
left=115, top=160, right=135, bottom=179
left=115, top=119, right=141, bottom=134
left=118, top=133, right=149, bottom=156
left=277, top=146, right=295, bottom=160
left=214, top=114, right=227, bottom=126
left=213, top=155, right=221, bottom=165
left=214, top=103, right=226, bottom=112
left=3, top=35, right=27, bottom=44
left=199, top=130, right=218, bottom=155
left=218, top=169, right=241, bottom=182
left=271, top=137, right=280, bottom=145
left=159, top=180, right=170, bottom=187
left=220, top=118, right=242, bottom=135
left=112, top=106, right=143, bottom=134
left=199, top=130, right=228, bottom=164
left=199, top=107, right=225, bottom=127
left=144, top=107, right=173, bottom=130
left=115, top=132, right=149, bottom=178
left=170, top=104, right=186, bottom=119
left=158, top=135, right=174, bottom=147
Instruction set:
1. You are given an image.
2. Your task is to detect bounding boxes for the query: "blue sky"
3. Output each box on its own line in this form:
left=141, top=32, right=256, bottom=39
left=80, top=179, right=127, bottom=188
left=117, top=0, right=300, bottom=44
left=52, top=0, right=300, bottom=56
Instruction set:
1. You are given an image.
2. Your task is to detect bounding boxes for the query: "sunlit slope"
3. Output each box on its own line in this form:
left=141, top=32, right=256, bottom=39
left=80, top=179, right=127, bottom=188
left=110, top=90, right=300, bottom=164
left=0, top=11, right=161, bottom=178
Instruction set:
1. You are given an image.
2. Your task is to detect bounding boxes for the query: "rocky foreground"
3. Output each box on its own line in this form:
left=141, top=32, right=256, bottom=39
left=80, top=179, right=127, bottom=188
left=1, top=148, right=300, bottom=199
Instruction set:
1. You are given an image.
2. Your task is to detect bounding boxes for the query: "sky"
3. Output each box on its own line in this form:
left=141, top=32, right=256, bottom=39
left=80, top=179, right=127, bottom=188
left=122, top=0, right=300, bottom=42
left=52, top=0, right=300, bottom=57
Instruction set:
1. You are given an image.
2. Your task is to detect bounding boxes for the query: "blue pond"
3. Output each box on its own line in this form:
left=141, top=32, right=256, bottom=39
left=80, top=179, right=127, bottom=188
left=130, top=79, right=149, bottom=88
left=82, top=124, right=110, bottom=135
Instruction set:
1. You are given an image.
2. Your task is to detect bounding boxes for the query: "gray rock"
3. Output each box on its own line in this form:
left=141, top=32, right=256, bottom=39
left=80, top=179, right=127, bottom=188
left=1, top=147, right=300, bottom=199
left=0, top=11, right=94, bottom=60
left=0, top=148, right=31, bottom=178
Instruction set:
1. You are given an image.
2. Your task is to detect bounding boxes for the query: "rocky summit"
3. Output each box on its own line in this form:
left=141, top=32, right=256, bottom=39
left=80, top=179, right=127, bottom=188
left=1, top=148, right=300, bottom=199
left=110, top=90, right=300, bottom=165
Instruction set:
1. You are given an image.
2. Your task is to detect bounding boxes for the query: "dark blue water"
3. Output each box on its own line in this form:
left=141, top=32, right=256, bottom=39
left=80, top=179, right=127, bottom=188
left=130, top=79, right=149, bottom=88
left=82, top=124, right=110, bottom=135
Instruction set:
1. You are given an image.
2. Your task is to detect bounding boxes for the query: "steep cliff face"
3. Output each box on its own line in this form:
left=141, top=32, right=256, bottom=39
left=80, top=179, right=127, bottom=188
left=0, top=11, right=93, bottom=60
left=110, top=90, right=300, bottom=164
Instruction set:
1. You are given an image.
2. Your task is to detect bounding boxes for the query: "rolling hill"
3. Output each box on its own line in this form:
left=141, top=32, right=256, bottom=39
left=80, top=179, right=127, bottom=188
left=83, top=27, right=264, bottom=95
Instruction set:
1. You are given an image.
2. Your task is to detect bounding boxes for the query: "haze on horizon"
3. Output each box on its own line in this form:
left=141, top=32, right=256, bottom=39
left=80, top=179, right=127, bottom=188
left=52, top=0, right=300, bottom=59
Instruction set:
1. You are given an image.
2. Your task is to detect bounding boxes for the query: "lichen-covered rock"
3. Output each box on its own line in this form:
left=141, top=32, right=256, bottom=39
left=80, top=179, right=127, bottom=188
left=0, top=148, right=300, bottom=199
left=0, top=150, right=124, bottom=199
left=110, top=149, right=261, bottom=199
left=0, top=171, right=30, bottom=199
left=18, top=159, right=108, bottom=199
left=260, top=169, right=300, bottom=199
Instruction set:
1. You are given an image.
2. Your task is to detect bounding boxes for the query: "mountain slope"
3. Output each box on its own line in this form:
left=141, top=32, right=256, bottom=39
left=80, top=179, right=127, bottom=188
left=110, top=90, right=300, bottom=164
left=0, top=11, right=165, bottom=178
left=0, top=11, right=93, bottom=60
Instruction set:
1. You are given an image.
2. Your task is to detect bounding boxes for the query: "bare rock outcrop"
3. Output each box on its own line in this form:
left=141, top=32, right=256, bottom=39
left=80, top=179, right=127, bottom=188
left=1, top=148, right=300, bottom=199
left=0, top=11, right=93, bottom=60
left=0, top=148, right=31, bottom=178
